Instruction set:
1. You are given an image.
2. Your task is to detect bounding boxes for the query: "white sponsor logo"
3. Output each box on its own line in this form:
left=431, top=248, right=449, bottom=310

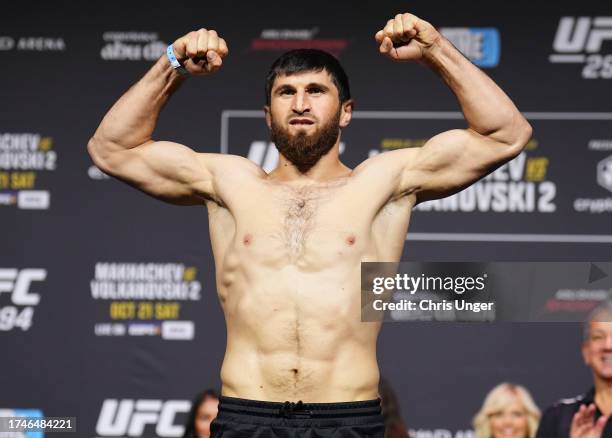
left=574, top=198, right=612, bottom=213
left=247, top=141, right=345, bottom=172
left=589, top=139, right=612, bottom=151
left=0, top=36, right=65, bottom=51
left=439, top=27, right=500, bottom=67
left=95, top=399, right=190, bottom=437
left=442, top=28, right=484, bottom=60
left=0, top=268, right=46, bottom=331
left=598, top=155, right=612, bottom=192
left=94, top=323, right=126, bottom=336
left=17, top=190, right=50, bottom=209
left=128, top=323, right=160, bottom=336
left=100, top=31, right=166, bottom=61
left=550, top=17, right=612, bottom=79
left=556, top=289, right=610, bottom=300
left=260, top=28, right=319, bottom=40
left=162, top=320, right=194, bottom=340
left=573, top=155, right=612, bottom=213
left=252, top=28, right=348, bottom=55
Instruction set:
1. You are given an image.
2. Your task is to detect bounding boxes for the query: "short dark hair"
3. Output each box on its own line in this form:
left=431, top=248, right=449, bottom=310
left=265, top=49, right=351, bottom=105
left=584, top=300, right=612, bottom=341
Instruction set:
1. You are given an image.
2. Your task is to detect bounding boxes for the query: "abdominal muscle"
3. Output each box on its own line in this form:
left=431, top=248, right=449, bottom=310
left=206, top=176, right=411, bottom=403
left=216, top=244, right=382, bottom=403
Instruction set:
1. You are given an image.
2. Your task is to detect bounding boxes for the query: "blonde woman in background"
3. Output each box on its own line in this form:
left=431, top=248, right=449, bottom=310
left=473, top=383, right=541, bottom=438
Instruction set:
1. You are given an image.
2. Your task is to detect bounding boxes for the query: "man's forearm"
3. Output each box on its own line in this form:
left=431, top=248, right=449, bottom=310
left=423, top=37, right=531, bottom=145
left=90, top=55, right=186, bottom=153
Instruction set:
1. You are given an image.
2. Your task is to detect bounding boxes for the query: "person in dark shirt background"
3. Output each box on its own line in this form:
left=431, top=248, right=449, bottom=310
left=537, top=302, right=612, bottom=438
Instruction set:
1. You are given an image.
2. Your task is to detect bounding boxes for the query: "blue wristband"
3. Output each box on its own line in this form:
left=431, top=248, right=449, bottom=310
left=166, top=44, right=188, bottom=76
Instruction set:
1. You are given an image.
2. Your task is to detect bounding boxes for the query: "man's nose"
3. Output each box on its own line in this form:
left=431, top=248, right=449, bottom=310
left=605, top=334, right=612, bottom=349
left=292, top=90, right=310, bottom=114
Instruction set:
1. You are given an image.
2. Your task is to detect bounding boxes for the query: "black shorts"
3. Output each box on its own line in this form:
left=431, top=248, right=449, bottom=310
left=211, top=396, right=386, bottom=437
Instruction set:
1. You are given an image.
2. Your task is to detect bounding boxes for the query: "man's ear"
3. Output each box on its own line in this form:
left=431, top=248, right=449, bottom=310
left=340, top=99, right=354, bottom=129
left=264, top=105, right=271, bottom=129
left=582, top=341, right=590, bottom=366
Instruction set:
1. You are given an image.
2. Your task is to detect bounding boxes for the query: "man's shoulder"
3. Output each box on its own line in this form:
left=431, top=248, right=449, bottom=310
left=353, top=148, right=419, bottom=173
left=537, top=390, right=591, bottom=438
left=200, top=153, right=267, bottom=180
left=349, top=149, right=421, bottom=192
left=557, top=393, right=589, bottom=406
left=543, top=390, right=591, bottom=417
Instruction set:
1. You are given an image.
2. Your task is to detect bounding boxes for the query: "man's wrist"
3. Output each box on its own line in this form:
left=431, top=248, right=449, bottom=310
left=166, top=44, right=189, bottom=76
left=420, top=35, right=447, bottom=65
left=150, top=55, right=187, bottom=86
left=421, top=36, right=469, bottom=74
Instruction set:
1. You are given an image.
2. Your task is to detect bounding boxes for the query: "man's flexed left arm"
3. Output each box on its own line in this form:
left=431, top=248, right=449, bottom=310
left=375, top=13, right=533, bottom=202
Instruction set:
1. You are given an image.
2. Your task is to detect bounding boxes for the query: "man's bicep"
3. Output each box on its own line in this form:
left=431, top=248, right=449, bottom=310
left=403, top=129, right=521, bottom=203
left=99, top=140, right=216, bottom=205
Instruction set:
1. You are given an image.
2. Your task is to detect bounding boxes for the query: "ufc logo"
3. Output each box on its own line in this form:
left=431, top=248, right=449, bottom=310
left=96, top=399, right=190, bottom=437
left=553, top=17, right=612, bottom=53
left=0, top=268, right=45, bottom=305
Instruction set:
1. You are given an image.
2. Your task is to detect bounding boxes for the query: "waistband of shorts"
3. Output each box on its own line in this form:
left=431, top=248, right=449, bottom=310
left=218, top=396, right=382, bottom=419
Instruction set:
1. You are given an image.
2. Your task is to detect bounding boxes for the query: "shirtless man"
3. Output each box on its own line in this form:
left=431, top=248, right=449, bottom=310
left=88, top=12, right=532, bottom=437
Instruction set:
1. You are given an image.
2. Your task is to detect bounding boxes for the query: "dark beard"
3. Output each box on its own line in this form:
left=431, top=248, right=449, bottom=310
left=270, top=109, right=341, bottom=173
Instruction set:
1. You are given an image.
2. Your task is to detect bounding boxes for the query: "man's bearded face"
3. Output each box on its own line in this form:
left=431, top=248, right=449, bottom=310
left=270, top=105, right=341, bottom=173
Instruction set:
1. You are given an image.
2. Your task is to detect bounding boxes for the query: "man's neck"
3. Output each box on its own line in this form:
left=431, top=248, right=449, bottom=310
left=594, top=377, right=612, bottom=415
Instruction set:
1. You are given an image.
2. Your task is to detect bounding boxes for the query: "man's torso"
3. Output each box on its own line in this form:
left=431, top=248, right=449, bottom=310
left=202, top=154, right=414, bottom=402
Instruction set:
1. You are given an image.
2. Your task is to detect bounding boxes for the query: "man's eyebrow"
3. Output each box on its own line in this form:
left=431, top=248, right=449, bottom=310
left=274, top=84, right=295, bottom=93
left=305, top=82, right=330, bottom=90
left=273, top=82, right=330, bottom=93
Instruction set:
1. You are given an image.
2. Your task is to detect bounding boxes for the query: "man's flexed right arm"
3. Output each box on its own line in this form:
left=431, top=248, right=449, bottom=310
left=87, top=29, right=229, bottom=205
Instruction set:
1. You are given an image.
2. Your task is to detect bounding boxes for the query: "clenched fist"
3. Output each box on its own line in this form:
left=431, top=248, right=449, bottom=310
left=375, top=13, right=440, bottom=61
left=172, top=28, right=229, bottom=75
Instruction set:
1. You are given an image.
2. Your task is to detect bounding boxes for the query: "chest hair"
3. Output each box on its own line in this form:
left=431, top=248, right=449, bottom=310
left=283, top=186, right=318, bottom=259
